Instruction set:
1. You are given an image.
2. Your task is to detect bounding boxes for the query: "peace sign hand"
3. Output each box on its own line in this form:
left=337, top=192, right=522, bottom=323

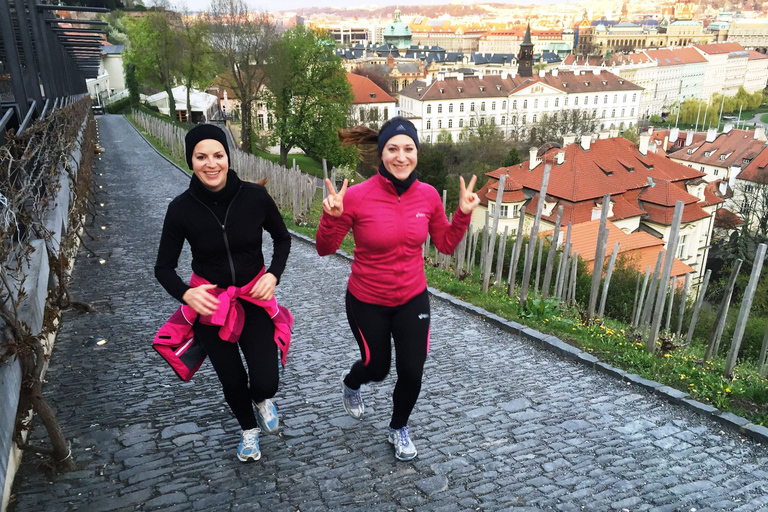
left=459, top=175, right=480, bottom=215
left=322, top=178, right=348, bottom=217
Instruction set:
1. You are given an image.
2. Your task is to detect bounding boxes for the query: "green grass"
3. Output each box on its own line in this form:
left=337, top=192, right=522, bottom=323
left=252, top=148, right=325, bottom=178
left=127, top=114, right=190, bottom=171
left=761, top=113, right=768, bottom=124
left=129, top=113, right=768, bottom=427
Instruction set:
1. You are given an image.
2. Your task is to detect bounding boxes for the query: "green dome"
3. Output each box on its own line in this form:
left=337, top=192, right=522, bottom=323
left=385, top=9, right=411, bottom=38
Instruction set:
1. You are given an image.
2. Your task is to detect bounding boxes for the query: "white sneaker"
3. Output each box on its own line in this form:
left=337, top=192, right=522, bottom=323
left=237, top=428, right=261, bottom=462
left=255, top=399, right=279, bottom=434
left=341, top=371, right=364, bottom=420
left=388, top=426, right=417, bottom=461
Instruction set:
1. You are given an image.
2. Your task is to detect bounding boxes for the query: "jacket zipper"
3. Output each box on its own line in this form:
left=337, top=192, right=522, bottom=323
left=190, top=185, right=242, bottom=285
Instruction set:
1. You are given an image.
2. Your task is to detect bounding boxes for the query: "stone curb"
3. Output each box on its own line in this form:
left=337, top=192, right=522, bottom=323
left=128, top=119, right=767, bottom=447
left=289, top=231, right=767, bottom=445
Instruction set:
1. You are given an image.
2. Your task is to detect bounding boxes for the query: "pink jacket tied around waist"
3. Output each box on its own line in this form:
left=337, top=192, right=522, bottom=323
left=154, top=268, right=294, bottom=381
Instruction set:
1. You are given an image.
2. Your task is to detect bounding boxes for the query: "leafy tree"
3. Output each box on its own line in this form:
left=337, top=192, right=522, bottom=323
left=100, top=11, right=130, bottom=46
left=265, top=26, right=353, bottom=167
left=125, top=62, right=140, bottom=106
left=179, top=12, right=218, bottom=122
left=436, top=129, right=453, bottom=144
left=621, top=125, right=638, bottom=144
left=207, top=0, right=277, bottom=152
left=124, top=12, right=181, bottom=121
left=501, top=147, right=520, bottom=167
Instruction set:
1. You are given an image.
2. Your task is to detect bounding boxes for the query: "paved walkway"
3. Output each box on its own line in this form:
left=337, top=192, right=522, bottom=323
left=9, top=114, right=768, bottom=512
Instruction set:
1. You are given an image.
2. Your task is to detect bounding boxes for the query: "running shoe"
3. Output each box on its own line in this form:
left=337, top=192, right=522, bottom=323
left=255, top=399, right=279, bottom=434
left=237, top=428, right=261, bottom=462
left=388, top=425, right=417, bottom=461
left=341, top=370, right=364, bottom=420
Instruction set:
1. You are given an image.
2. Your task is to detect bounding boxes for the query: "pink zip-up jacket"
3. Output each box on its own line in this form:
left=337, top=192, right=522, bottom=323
left=316, top=172, right=471, bottom=307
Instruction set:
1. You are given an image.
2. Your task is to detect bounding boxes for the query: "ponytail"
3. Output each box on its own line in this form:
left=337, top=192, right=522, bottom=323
left=338, top=125, right=379, bottom=163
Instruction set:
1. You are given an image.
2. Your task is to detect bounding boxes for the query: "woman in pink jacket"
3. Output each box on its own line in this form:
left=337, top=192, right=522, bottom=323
left=316, top=117, right=480, bottom=461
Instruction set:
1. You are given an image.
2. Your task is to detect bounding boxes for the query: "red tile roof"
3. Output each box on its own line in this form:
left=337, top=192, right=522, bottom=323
left=645, top=47, right=707, bottom=65
left=694, top=42, right=746, bottom=54
left=346, top=73, right=395, bottom=105
left=714, top=208, right=745, bottom=229
left=638, top=179, right=701, bottom=206
left=667, top=128, right=768, bottom=170
left=541, top=219, right=694, bottom=276
left=736, top=146, right=768, bottom=183
left=748, top=50, right=768, bottom=60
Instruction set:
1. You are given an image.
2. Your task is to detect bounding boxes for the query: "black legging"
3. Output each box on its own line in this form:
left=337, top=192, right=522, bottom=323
left=194, top=300, right=278, bottom=430
left=343, top=288, right=430, bottom=430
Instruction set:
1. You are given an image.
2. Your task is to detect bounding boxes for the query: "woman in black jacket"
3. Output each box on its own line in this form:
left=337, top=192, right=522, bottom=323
left=155, top=124, right=291, bottom=462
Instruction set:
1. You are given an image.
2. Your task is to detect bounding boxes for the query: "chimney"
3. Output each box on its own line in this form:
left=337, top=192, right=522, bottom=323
left=426, top=75, right=433, bottom=86
left=552, top=68, right=558, bottom=77
left=723, top=123, right=733, bottom=134
left=609, top=127, right=619, bottom=138
left=685, top=131, right=694, bottom=147
left=580, top=134, right=592, bottom=151
left=478, top=71, right=484, bottom=80
left=670, top=127, right=680, bottom=144
left=706, top=128, right=717, bottom=143
left=663, top=135, right=669, bottom=152
left=438, top=71, right=445, bottom=81
left=556, top=150, right=565, bottom=165
left=755, top=126, right=766, bottom=141
left=598, top=130, right=609, bottom=139
left=592, top=69, right=600, bottom=75
left=562, top=133, right=576, bottom=146
left=511, top=70, right=517, bottom=78
left=457, top=73, right=464, bottom=81
left=501, top=71, right=508, bottom=79
left=639, top=133, right=650, bottom=156
left=539, top=69, right=546, bottom=77
left=529, top=146, right=541, bottom=169
left=719, top=180, right=728, bottom=196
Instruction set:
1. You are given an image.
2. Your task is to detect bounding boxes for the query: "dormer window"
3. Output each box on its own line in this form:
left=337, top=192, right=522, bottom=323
left=440, top=88, right=444, bottom=93
left=457, top=87, right=462, bottom=92
left=704, top=150, right=713, bottom=157
left=369, top=93, right=376, bottom=98
left=479, top=86, right=485, bottom=92
left=720, top=154, right=727, bottom=161
left=687, top=148, right=694, bottom=154
left=496, top=85, right=501, bottom=91
left=743, top=158, right=752, bottom=165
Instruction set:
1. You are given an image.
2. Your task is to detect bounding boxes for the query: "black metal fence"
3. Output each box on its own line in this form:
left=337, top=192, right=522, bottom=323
left=0, top=0, right=108, bottom=143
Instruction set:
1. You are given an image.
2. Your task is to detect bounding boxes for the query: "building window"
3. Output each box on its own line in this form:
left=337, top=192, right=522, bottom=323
left=481, top=102, right=486, bottom=111
left=714, top=168, right=719, bottom=176
left=448, top=119, right=453, bottom=128
left=677, top=234, right=687, bottom=259
left=623, top=94, right=627, bottom=102
left=513, top=100, right=517, bottom=109
left=359, top=108, right=366, bottom=121
left=555, top=98, right=559, bottom=107
left=501, top=115, right=506, bottom=124
left=459, top=119, right=464, bottom=127
left=745, top=184, right=754, bottom=193
left=533, top=114, right=537, bottom=123
left=621, top=108, right=625, bottom=117
left=470, top=102, right=475, bottom=111
left=575, top=97, right=579, bottom=106
left=438, top=104, right=443, bottom=113
left=427, top=105, right=432, bottom=114
left=522, top=115, right=527, bottom=125
left=524, top=100, right=528, bottom=108
left=267, top=114, right=273, bottom=129
left=426, top=135, right=431, bottom=142
left=438, top=120, right=442, bottom=129
left=534, top=99, right=538, bottom=108
left=701, top=166, right=705, bottom=172
left=384, top=107, right=389, bottom=118
left=513, top=204, right=520, bottom=217
left=611, top=109, right=615, bottom=117
left=460, top=103, right=465, bottom=112
left=604, top=95, right=608, bottom=104
left=427, top=120, right=431, bottom=129
left=602, top=111, right=606, bottom=118
left=632, top=93, right=637, bottom=101
left=511, top=115, right=517, bottom=124
left=258, top=114, right=265, bottom=129
left=500, top=205, right=509, bottom=217
left=631, top=108, right=634, bottom=116
left=470, top=118, right=476, bottom=127
left=613, top=94, right=617, bottom=103
left=449, top=103, right=454, bottom=113
left=480, top=118, right=486, bottom=125
left=502, top=100, right=506, bottom=109
left=492, top=101, right=496, bottom=110
left=565, top=97, right=569, bottom=106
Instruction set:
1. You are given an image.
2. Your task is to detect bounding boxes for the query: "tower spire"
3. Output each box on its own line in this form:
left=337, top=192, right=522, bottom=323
left=518, top=22, right=534, bottom=78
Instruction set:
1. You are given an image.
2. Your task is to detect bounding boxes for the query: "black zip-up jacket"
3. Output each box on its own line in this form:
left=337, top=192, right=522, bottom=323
left=155, top=169, right=291, bottom=303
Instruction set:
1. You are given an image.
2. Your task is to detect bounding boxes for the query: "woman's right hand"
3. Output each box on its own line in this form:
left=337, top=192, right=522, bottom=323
left=182, top=284, right=220, bottom=316
left=322, top=178, right=348, bottom=217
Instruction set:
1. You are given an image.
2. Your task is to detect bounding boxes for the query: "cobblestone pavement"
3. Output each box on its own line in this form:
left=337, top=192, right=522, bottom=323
left=9, top=115, right=768, bottom=512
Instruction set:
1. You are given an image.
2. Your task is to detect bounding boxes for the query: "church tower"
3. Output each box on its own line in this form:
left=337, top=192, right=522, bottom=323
left=518, top=23, right=533, bottom=78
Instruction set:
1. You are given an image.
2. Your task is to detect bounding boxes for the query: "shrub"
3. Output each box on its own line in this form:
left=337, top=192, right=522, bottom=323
left=106, top=97, right=132, bottom=114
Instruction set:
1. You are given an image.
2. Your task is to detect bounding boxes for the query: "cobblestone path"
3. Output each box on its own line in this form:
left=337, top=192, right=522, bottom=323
left=9, top=115, right=768, bottom=511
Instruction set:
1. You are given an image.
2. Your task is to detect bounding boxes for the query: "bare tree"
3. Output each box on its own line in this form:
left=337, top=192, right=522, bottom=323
left=532, top=109, right=599, bottom=144
left=206, top=0, right=277, bottom=152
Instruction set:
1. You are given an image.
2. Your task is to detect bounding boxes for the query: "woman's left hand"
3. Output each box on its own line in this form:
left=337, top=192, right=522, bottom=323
left=459, top=175, right=481, bottom=215
left=250, top=272, right=277, bottom=301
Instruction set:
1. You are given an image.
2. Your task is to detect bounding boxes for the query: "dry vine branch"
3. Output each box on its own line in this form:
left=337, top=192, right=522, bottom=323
left=1, top=97, right=95, bottom=472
